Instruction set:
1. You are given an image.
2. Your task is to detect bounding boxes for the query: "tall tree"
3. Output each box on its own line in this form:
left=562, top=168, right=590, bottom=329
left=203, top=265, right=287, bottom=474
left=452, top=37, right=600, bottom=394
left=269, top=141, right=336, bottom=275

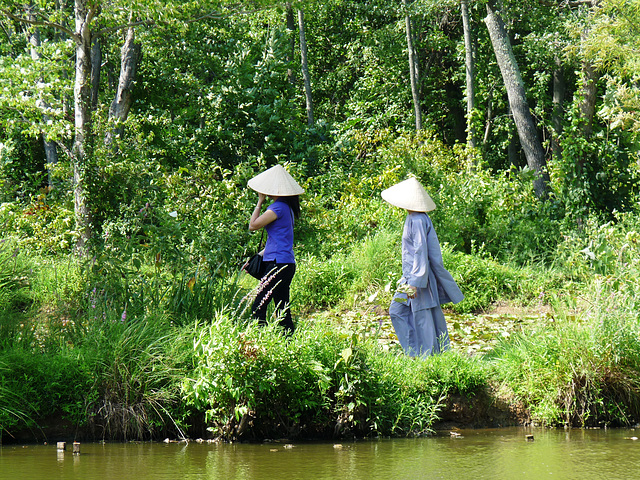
left=105, top=25, right=141, bottom=147
left=551, top=57, right=566, bottom=162
left=403, top=0, right=422, bottom=131
left=461, top=0, right=476, bottom=147
left=26, top=8, right=58, bottom=186
left=484, top=0, right=550, bottom=198
left=70, top=0, right=96, bottom=251
left=285, top=2, right=296, bottom=85
left=1, top=0, right=265, bottom=251
left=298, top=8, right=313, bottom=126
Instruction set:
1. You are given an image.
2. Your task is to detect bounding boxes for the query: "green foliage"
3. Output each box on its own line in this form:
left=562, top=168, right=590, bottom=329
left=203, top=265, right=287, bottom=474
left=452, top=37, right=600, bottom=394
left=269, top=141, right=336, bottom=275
left=77, top=315, right=184, bottom=440
left=182, top=314, right=335, bottom=439
left=0, top=359, right=30, bottom=436
left=0, top=127, right=48, bottom=202
left=182, top=314, right=487, bottom=440
left=2, top=0, right=640, bottom=442
left=551, top=98, right=640, bottom=220
left=0, top=349, right=91, bottom=433
left=292, top=254, right=357, bottom=312
left=489, top=311, right=640, bottom=427
left=0, top=194, right=76, bottom=255
left=0, top=240, right=36, bottom=349
left=0, top=34, right=73, bottom=142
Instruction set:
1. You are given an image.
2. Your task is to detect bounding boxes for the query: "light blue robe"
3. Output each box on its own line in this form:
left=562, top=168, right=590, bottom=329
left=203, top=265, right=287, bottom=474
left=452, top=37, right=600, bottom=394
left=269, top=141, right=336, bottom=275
left=389, top=212, right=463, bottom=356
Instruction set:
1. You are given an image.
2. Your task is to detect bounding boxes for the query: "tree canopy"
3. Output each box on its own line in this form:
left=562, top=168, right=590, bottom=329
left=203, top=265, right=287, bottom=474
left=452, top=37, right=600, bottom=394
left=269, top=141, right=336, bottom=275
left=0, top=0, right=639, bottom=257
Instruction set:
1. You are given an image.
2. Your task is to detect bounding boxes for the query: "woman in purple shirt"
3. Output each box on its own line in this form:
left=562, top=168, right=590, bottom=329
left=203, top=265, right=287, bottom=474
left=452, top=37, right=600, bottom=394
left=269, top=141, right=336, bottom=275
left=247, top=165, right=304, bottom=335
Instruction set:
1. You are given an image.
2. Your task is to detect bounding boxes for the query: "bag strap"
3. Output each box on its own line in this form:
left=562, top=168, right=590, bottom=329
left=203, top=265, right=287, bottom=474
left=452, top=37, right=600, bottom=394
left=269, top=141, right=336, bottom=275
left=257, top=229, right=265, bottom=250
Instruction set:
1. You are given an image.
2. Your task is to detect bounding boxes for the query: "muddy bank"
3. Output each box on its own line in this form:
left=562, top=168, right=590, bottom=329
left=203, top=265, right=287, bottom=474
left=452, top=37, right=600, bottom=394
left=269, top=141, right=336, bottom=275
left=2, top=389, right=529, bottom=445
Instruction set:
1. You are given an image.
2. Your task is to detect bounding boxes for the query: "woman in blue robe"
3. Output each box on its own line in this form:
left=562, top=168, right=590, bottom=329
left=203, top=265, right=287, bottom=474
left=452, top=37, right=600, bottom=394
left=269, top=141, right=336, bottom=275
left=381, top=177, right=464, bottom=356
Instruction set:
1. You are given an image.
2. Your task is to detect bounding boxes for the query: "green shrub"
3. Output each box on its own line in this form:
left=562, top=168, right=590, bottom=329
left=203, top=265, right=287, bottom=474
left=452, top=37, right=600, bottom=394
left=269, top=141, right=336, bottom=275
left=181, top=313, right=490, bottom=440
left=182, top=313, right=335, bottom=440
left=292, top=254, right=358, bottom=312
left=488, top=310, right=640, bottom=427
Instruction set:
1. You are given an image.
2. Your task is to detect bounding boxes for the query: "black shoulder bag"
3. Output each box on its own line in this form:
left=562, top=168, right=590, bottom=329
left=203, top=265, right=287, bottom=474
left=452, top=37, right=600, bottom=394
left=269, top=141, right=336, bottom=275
left=243, top=230, right=266, bottom=279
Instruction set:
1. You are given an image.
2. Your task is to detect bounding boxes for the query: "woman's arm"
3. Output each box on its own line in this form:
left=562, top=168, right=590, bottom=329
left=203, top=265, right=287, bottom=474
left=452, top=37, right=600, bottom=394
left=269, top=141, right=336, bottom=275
left=249, top=193, right=278, bottom=231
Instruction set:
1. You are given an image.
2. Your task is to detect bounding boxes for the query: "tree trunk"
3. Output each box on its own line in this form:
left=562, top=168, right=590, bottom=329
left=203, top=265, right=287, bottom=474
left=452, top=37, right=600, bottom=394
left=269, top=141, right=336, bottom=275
left=484, top=1, right=550, bottom=199
left=105, top=26, right=141, bottom=146
left=298, top=9, right=314, bottom=126
left=286, top=3, right=296, bottom=85
left=551, top=57, right=566, bottom=162
left=90, top=35, right=101, bottom=110
left=27, top=10, right=59, bottom=187
left=579, top=59, right=598, bottom=140
left=404, top=0, right=422, bottom=131
left=72, top=0, right=96, bottom=252
left=461, top=0, right=476, bottom=147
left=483, top=87, right=493, bottom=146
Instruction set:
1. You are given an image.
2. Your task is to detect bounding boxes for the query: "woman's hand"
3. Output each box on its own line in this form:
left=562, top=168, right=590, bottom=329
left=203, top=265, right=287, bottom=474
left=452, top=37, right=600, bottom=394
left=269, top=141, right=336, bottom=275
left=249, top=194, right=277, bottom=231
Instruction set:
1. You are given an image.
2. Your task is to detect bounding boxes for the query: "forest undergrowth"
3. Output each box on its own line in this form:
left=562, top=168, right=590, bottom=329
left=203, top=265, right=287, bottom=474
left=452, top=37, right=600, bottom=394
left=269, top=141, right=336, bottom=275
left=3, top=138, right=640, bottom=443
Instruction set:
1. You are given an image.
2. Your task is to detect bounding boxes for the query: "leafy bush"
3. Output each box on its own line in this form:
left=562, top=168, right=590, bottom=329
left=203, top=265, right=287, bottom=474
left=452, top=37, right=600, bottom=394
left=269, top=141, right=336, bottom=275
left=182, top=313, right=335, bottom=440
left=489, top=305, right=640, bottom=427
left=292, top=254, right=358, bottom=312
left=181, top=314, right=490, bottom=440
left=0, top=194, right=76, bottom=255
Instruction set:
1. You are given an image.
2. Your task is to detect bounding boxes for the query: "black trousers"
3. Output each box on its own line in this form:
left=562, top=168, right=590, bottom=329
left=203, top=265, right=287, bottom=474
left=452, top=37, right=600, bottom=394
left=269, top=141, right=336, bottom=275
left=252, top=262, right=296, bottom=335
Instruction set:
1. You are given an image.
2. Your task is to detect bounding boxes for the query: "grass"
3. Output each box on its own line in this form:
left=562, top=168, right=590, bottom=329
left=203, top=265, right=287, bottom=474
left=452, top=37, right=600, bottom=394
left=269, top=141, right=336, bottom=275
left=487, top=315, right=640, bottom=427
left=3, top=222, right=640, bottom=442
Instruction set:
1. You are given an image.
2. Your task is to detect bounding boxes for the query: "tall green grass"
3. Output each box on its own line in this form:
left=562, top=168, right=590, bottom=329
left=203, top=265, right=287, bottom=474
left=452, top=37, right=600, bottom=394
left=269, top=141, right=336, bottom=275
left=487, top=223, right=640, bottom=427
left=80, top=315, right=185, bottom=440
left=292, top=229, right=568, bottom=315
left=0, top=240, right=36, bottom=350
left=488, top=299, right=640, bottom=427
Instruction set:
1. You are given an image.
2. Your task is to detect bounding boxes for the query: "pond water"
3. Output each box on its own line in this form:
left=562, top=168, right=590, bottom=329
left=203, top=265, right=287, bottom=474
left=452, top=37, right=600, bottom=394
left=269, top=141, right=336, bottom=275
left=2, top=427, right=639, bottom=480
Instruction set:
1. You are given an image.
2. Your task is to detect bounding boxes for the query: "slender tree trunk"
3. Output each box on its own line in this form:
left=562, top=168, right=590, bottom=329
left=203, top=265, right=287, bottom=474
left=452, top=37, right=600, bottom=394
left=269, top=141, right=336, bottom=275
left=298, top=9, right=313, bottom=126
left=286, top=3, right=296, bottom=85
left=404, top=0, right=422, bottom=131
left=73, top=0, right=96, bottom=252
left=484, top=0, right=550, bottom=198
left=579, top=60, right=598, bottom=140
left=551, top=57, right=566, bottom=162
left=461, top=0, right=476, bottom=147
left=90, top=35, right=101, bottom=110
left=105, top=26, right=141, bottom=146
left=483, top=87, right=493, bottom=146
left=27, top=9, right=59, bottom=187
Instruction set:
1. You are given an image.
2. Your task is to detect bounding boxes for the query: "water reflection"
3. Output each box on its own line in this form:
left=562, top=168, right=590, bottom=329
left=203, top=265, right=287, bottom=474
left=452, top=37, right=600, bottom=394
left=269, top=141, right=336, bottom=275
left=1, top=428, right=639, bottom=480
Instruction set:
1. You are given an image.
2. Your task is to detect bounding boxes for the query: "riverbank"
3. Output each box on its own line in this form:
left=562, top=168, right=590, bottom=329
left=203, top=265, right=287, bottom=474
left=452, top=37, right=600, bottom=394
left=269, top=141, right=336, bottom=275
left=5, top=295, right=640, bottom=447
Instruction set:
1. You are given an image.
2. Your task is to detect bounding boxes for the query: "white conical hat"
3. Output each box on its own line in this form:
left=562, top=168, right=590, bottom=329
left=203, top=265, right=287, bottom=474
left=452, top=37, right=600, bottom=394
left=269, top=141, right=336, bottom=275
left=247, top=165, right=305, bottom=196
left=381, top=177, right=436, bottom=212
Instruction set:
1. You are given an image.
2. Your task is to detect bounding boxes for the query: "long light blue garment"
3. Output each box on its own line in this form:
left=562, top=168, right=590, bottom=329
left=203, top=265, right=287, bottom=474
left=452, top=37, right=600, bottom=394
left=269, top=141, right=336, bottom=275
left=389, top=212, right=463, bottom=356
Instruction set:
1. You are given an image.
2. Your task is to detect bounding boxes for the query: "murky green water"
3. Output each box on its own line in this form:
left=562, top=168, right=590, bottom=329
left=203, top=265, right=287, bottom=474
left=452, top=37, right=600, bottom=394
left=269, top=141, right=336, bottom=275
left=2, top=427, right=640, bottom=480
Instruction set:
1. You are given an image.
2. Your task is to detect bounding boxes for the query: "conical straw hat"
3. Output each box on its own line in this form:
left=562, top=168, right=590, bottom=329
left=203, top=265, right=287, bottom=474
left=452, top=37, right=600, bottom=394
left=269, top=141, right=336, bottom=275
left=381, top=177, right=436, bottom=212
left=248, top=165, right=305, bottom=196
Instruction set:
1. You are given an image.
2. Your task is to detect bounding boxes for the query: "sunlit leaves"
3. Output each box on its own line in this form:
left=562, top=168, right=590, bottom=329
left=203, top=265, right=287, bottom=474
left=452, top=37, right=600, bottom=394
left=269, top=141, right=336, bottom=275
left=0, top=37, right=74, bottom=141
